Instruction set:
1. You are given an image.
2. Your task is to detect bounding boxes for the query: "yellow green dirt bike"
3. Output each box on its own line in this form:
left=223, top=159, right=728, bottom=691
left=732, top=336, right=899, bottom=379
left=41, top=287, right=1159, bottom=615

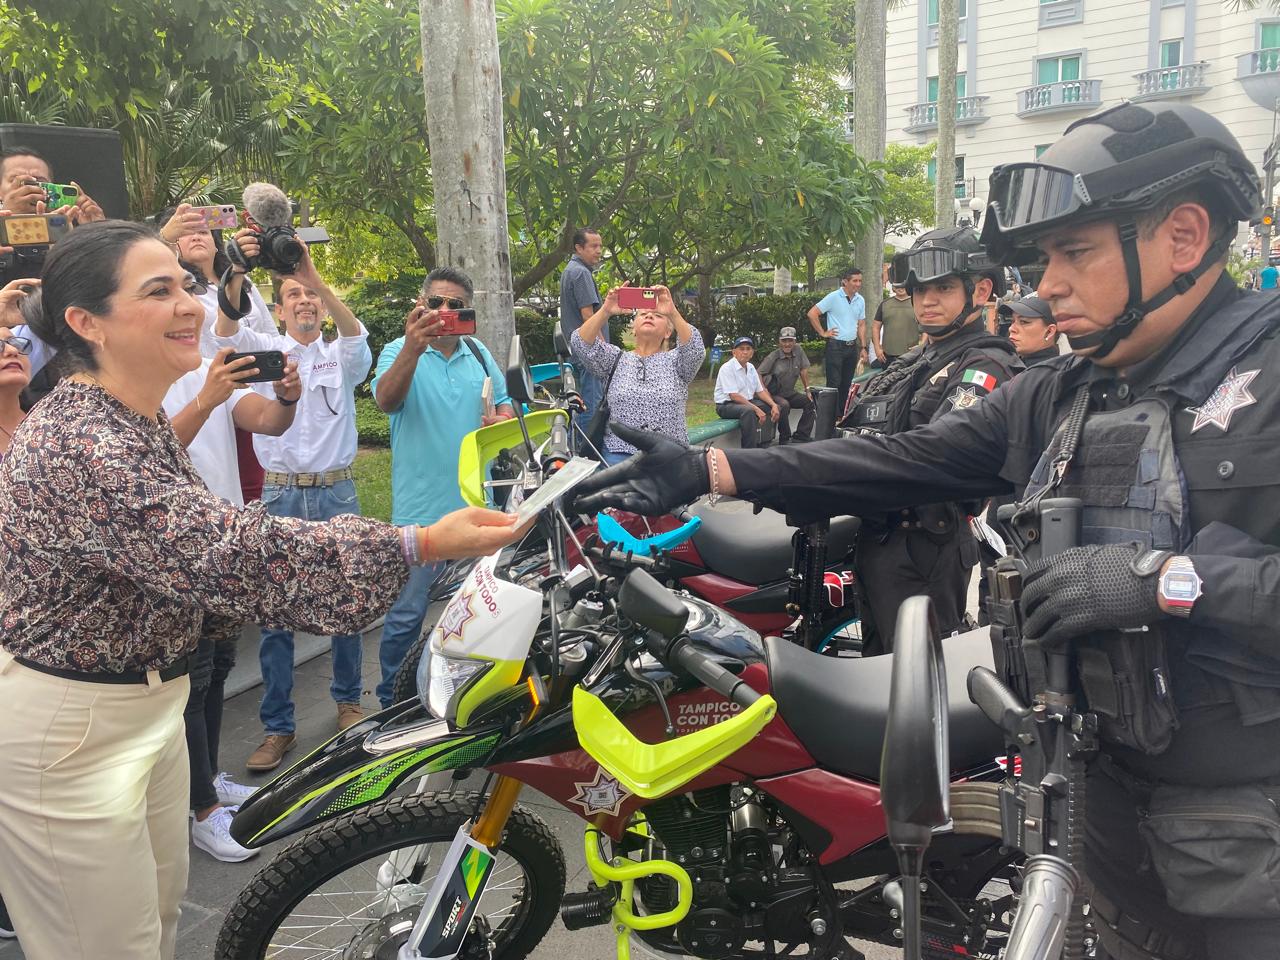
left=217, top=339, right=1017, bottom=960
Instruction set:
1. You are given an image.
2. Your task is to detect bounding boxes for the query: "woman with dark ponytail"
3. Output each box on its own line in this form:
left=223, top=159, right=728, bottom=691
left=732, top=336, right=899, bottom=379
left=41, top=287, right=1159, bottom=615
left=0, top=220, right=526, bottom=960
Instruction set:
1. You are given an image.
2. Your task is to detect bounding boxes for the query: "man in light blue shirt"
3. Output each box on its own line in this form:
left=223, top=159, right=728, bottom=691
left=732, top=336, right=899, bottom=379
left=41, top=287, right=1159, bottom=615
left=806, top=266, right=865, bottom=414
left=372, top=265, right=513, bottom=708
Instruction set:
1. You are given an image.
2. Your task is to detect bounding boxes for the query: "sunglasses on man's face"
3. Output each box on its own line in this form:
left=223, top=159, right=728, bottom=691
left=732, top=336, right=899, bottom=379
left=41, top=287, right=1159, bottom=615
left=425, top=296, right=467, bottom=310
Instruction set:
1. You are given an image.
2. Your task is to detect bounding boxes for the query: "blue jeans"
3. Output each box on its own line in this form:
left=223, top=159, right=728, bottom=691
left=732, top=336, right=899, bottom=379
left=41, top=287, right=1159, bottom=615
left=258, top=479, right=363, bottom=735
left=574, top=362, right=605, bottom=442
left=377, top=560, right=445, bottom=709
left=601, top=448, right=630, bottom=466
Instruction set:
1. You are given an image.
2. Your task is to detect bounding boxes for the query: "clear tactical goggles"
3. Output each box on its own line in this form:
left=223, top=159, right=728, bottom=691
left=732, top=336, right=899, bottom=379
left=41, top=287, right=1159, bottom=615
left=986, top=162, right=1088, bottom=233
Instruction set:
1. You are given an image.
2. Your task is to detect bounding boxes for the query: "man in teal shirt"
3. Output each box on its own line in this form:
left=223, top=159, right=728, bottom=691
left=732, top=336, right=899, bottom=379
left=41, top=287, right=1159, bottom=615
left=806, top=266, right=865, bottom=413
left=372, top=266, right=513, bottom=708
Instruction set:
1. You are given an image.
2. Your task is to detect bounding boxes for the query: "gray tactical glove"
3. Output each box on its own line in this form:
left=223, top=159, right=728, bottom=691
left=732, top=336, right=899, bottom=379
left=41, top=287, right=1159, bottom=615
left=571, top=422, right=710, bottom=516
left=1021, top=542, right=1166, bottom=647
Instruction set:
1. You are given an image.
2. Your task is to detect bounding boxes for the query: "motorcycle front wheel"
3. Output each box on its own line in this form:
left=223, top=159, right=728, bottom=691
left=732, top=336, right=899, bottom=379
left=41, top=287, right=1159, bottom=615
left=216, top=791, right=565, bottom=960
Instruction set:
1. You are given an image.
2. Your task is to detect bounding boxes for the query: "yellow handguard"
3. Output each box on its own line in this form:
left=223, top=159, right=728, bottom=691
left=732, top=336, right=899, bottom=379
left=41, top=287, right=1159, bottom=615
left=457, top=409, right=563, bottom=508
left=572, top=685, right=777, bottom=799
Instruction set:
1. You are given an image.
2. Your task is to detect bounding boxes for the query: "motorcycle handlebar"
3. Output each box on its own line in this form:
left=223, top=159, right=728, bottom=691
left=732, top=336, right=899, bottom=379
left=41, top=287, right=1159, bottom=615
left=643, top=633, right=760, bottom=710
left=542, top=413, right=572, bottom=468
left=1002, top=856, right=1079, bottom=960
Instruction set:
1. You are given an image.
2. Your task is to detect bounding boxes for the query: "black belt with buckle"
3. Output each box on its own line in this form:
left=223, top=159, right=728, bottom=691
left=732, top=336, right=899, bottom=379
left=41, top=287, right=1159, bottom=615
left=14, top=654, right=191, bottom=685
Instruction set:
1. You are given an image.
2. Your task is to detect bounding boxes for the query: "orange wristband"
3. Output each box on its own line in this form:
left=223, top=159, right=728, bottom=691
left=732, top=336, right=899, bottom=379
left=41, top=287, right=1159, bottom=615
left=417, top=524, right=432, bottom=564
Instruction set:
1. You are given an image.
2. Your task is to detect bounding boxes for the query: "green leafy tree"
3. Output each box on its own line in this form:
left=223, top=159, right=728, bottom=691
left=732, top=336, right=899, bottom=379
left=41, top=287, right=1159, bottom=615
left=882, top=142, right=936, bottom=236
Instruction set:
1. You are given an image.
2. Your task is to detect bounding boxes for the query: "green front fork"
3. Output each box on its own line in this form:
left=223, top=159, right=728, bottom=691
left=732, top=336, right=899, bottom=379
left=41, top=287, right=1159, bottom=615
left=583, top=821, right=693, bottom=960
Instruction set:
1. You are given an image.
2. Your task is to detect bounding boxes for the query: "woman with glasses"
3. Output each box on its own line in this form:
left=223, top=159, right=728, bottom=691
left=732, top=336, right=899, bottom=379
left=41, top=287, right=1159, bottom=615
left=0, top=220, right=527, bottom=960
left=571, top=284, right=704, bottom=465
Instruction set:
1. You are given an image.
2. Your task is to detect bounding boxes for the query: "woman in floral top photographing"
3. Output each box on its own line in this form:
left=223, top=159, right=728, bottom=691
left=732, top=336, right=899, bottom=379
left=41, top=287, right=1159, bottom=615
left=0, top=221, right=524, bottom=960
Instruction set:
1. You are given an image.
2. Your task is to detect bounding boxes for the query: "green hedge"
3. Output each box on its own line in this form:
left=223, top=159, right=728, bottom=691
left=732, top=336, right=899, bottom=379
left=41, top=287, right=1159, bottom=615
left=721, top=292, right=815, bottom=348
left=355, top=395, right=391, bottom=447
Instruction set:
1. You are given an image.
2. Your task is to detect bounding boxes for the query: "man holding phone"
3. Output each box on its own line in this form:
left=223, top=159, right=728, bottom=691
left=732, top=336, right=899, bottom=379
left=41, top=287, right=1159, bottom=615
left=0, top=146, right=105, bottom=226
left=372, top=266, right=514, bottom=710
left=560, top=228, right=604, bottom=432
left=212, top=237, right=376, bottom=770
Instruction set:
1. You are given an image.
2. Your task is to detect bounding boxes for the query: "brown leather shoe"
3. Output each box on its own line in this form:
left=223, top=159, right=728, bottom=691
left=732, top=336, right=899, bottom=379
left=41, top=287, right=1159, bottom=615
left=337, top=702, right=364, bottom=732
left=247, top=733, right=296, bottom=772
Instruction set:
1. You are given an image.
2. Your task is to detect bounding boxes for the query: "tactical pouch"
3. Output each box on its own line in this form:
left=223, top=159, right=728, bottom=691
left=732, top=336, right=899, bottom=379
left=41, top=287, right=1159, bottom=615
left=1076, top=631, right=1179, bottom=755
left=846, top=392, right=893, bottom=434
left=1140, top=782, right=1280, bottom=919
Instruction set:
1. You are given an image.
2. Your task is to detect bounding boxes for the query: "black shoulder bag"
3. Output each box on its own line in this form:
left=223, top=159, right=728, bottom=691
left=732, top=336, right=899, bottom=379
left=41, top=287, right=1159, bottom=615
left=584, top=351, right=624, bottom=459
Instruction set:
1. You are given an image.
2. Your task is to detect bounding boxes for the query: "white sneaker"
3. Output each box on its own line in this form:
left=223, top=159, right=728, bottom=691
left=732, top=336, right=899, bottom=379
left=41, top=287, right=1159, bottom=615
left=191, top=806, right=259, bottom=863
left=214, top=771, right=258, bottom=807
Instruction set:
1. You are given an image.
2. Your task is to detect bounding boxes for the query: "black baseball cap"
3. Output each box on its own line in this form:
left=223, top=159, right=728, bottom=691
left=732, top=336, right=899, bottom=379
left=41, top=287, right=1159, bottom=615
left=997, top=296, right=1054, bottom=324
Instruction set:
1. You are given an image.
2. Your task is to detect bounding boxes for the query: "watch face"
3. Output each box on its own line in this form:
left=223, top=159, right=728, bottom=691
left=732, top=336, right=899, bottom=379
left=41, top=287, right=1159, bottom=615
left=1164, top=572, right=1200, bottom=602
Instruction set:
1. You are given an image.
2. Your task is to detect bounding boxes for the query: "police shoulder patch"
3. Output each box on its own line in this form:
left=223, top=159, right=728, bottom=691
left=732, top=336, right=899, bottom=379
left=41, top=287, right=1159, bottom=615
left=948, top=385, right=982, bottom=410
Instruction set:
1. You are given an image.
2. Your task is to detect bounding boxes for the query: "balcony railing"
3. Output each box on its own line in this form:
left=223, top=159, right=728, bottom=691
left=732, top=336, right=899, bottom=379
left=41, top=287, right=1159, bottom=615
left=1133, top=62, right=1211, bottom=100
left=904, top=95, right=990, bottom=133
left=1016, top=78, right=1103, bottom=117
left=1236, top=49, right=1280, bottom=110
left=1239, top=48, right=1280, bottom=78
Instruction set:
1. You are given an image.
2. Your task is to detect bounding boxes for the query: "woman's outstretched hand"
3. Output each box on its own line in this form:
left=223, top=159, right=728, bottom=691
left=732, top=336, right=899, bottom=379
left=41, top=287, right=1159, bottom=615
left=429, top=507, right=530, bottom=559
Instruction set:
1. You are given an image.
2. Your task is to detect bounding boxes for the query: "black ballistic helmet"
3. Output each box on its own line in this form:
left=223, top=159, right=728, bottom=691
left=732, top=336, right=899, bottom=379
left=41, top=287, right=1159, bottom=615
left=980, top=100, right=1261, bottom=357
left=891, top=225, right=1005, bottom=336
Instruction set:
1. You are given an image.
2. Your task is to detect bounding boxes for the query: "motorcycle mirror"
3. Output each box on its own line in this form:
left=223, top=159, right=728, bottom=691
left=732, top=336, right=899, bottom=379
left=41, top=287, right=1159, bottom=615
left=617, top=568, right=690, bottom=640
left=553, top=327, right=571, bottom=360
left=506, top=335, right=536, bottom=404
left=879, top=594, right=949, bottom=960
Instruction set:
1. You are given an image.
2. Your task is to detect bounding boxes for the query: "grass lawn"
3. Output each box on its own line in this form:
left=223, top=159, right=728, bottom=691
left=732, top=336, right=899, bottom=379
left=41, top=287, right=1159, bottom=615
left=352, top=361, right=831, bottom=520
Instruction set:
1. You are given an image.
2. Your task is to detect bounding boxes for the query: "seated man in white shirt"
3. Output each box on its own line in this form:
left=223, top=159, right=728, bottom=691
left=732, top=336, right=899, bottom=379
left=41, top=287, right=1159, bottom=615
left=713, top=336, right=780, bottom=449
left=212, top=233, right=375, bottom=772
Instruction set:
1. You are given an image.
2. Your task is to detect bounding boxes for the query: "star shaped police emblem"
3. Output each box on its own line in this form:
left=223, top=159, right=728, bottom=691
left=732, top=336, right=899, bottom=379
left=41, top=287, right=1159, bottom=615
left=569, top=767, right=630, bottom=818
left=1186, top=367, right=1259, bottom=434
left=436, top=587, right=477, bottom=647
left=948, top=385, right=981, bottom=411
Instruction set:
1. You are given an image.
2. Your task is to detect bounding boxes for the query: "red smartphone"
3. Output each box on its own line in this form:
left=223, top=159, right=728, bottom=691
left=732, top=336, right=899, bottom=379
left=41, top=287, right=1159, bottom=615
left=617, top=286, right=658, bottom=310
left=437, top=308, right=477, bottom=336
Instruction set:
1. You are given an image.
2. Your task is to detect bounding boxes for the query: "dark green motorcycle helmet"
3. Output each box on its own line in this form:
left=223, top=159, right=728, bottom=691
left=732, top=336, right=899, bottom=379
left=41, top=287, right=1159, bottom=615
left=979, top=100, right=1261, bottom=358
left=891, top=225, right=1005, bottom=336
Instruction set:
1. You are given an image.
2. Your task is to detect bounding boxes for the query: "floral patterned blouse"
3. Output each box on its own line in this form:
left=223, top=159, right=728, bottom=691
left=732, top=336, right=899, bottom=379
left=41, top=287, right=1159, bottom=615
left=0, top=381, right=409, bottom=673
left=571, top=328, right=705, bottom=455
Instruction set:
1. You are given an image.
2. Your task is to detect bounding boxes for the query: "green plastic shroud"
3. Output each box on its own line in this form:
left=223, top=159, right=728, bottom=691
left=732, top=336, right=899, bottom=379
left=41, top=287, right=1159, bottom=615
left=457, top=409, right=562, bottom=508
left=572, top=685, right=777, bottom=799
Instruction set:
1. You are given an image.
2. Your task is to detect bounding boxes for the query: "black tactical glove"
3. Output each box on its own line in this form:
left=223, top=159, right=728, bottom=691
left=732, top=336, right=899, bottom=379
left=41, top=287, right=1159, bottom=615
left=570, top=422, right=710, bottom=516
left=1021, top=542, right=1166, bottom=648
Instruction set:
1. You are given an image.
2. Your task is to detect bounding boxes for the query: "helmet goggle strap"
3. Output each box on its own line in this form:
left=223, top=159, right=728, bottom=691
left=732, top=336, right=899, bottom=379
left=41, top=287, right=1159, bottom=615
left=1064, top=220, right=1234, bottom=358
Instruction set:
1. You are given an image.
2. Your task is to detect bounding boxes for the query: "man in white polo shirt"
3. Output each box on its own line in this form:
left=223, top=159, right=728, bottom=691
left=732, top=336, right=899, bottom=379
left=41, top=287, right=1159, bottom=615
left=806, top=265, right=865, bottom=414
left=213, top=238, right=374, bottom=772
left=714, top=336, right=780, bottom=449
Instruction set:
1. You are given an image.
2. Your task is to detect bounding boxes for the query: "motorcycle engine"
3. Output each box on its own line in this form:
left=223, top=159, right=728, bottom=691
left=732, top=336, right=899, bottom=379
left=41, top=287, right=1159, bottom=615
left=636, top=785, right=830, bottom=958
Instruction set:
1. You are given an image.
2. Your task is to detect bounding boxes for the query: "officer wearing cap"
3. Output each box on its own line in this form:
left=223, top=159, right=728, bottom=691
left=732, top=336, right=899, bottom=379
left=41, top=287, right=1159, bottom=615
left=575, top=101, right=1280, bottom=958
left=755, top=326, right=815, bottom=444
left=1000, top=296, right=1061, bottom=365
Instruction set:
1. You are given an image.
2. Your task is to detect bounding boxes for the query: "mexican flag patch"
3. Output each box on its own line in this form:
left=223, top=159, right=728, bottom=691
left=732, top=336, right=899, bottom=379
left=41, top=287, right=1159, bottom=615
left=961, top=369, right=996, bottom=392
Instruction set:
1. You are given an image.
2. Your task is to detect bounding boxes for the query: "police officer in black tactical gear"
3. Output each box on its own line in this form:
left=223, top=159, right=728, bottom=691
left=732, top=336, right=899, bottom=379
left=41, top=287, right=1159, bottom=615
left=575, top=100, right=1280, bottom=959
left=842, top=226, right=1021, bottom=652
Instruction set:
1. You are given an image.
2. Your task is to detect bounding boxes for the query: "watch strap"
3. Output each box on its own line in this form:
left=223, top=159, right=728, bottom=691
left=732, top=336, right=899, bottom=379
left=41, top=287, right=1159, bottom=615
left=1160, top=555, right=1201, bottom=618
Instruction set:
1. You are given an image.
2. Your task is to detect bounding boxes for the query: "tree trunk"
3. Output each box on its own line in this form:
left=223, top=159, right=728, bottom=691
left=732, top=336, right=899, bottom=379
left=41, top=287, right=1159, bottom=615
left=697, top=242, right=715, bottom=345
left=852, top=0, right=888, bottom=345
left=805, top=250, right=818, bottom=291
left=419, top=0, right=516, bottom=366
left=773, top=265, right=791, bottom=296
left=934, top=0, right=959, bottom=230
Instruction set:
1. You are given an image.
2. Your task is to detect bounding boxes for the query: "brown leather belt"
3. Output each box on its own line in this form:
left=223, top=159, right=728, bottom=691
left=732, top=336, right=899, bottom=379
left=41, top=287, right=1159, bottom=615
left=263, top=466, right=354, bottom=488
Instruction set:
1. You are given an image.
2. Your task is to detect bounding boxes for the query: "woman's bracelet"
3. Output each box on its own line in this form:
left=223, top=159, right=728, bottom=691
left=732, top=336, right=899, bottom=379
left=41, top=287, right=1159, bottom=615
left=707, top=449, right=721, bottom=506
left=399, top=525, right=433, bottom=566
left=417, top=524, right=432, bottom=564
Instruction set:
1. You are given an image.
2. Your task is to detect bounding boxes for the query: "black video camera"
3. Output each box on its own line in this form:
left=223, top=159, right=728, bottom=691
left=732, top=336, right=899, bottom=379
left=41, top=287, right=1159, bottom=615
left=224, top=224, right=305, bottom=275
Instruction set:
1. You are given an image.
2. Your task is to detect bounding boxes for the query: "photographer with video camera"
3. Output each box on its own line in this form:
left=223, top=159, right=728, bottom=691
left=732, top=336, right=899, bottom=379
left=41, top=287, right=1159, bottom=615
left=574, top=101, right=1280, bottom=959
left=212, top=186, right=379, bottom=769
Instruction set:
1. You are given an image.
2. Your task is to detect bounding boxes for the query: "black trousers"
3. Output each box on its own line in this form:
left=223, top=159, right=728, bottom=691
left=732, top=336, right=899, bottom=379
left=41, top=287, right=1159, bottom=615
left=1088, top=765, right=1280, bottom=959
left=184, top=615, right=241, bottom=811
left=773, top=391, right=815, bottom=440
left=716, top=399, right=776, bottom=449
left=824, top=339, right=858, bottom=415
left=854, top=524, right=973, bottom=655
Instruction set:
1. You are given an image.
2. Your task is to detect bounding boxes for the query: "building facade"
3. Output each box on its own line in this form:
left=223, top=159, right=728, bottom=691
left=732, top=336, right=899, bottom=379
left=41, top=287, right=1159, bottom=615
left=848, top=0, right=1280, bottom=249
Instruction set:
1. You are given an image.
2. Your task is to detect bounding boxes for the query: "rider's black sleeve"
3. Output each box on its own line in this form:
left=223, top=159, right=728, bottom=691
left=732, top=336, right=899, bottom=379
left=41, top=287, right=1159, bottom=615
left=725, top=370, right=1027, bottom=520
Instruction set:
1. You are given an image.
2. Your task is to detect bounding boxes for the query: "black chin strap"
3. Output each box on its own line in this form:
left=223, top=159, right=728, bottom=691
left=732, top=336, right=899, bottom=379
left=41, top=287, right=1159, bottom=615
left=1065, top=221, right=1233, bottom=358
left=917, top=276, right=981, bottom=338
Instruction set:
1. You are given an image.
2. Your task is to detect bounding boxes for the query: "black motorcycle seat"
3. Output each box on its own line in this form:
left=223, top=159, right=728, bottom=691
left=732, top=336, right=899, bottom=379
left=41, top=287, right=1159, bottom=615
left=765, top=629, right=1001, bottom=782
left=686, top=498, right=860, bottom=586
